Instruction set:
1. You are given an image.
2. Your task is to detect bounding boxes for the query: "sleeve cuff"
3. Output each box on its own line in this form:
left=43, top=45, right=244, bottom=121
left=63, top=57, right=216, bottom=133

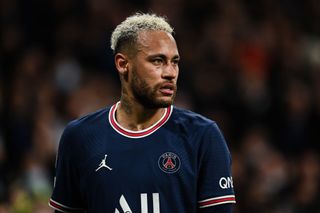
left=48, top=198, right=84, bottom=213
left=198, top=195, right=236, bottom=208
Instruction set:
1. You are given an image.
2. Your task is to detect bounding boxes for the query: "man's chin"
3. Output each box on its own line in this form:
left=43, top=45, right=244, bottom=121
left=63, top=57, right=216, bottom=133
left=135, top=93, right=175, bottom=109
left=154, top=98, right=174, bottom=108
left=143, top=97, right=174, bottom=109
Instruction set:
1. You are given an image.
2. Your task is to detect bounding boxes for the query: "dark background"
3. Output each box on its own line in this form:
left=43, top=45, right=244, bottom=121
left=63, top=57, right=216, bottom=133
left=1, top=0, right=320, bottom=212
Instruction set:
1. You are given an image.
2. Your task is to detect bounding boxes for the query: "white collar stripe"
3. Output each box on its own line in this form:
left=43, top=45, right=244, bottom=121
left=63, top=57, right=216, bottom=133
left=108, top=102, right=173, bottom=138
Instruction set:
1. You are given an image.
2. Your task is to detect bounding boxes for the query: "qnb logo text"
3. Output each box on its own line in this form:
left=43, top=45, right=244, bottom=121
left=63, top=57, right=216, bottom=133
left=219, top=177, right=234, bottom=189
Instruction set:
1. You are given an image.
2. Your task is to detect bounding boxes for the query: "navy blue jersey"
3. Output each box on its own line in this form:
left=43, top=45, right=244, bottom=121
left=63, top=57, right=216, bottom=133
left=49, top=102, right=236, bottom=212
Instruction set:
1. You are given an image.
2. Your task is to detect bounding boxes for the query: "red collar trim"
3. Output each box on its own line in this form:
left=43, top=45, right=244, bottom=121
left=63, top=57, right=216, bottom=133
left=109, top=102, right=172, bottom=138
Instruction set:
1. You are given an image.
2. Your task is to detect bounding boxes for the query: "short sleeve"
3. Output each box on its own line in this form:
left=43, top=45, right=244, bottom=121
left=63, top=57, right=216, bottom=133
left=197, top=122, right=236, bottom=209
left=49, top=125, right=85, bottom=212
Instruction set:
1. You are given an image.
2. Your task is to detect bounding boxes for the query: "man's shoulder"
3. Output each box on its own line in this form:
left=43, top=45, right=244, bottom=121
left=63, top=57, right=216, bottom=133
left=58, top=107, right=111, bottom=152
left=172, top=106, right=216, bottom=128
left=65, top=107, right=110, bottom=133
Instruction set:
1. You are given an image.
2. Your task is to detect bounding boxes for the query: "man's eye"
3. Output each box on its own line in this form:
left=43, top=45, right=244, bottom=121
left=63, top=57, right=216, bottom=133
left=152, top=59, right=163, bottom=65
left=172, top=59, right=179, bottom=65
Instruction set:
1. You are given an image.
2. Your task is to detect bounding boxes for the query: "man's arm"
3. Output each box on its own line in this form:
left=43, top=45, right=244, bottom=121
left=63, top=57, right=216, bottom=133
left=199, top=204, right=233, bottom=213
left=49, top=123, right=85, bottom=212
left=54, top=210, right=85, bottom=213
left=197, top=122, right=236, bottom=212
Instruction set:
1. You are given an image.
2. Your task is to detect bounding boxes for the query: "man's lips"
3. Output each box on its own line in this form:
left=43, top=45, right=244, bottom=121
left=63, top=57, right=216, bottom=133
left=159, top=83, right=175, bottom=95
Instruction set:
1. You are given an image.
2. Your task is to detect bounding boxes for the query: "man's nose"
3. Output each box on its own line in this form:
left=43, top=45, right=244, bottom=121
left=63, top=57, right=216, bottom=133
left=162, top=63, right=178, bottom=79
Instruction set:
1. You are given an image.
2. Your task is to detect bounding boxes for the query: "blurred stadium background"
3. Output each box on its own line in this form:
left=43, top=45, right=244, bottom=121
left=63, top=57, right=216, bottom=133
left=1, top=0, right=320, bottom=212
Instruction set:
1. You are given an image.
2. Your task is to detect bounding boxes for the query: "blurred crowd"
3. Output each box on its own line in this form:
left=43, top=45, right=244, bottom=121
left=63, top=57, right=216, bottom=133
left=1, top=0, right=320, bottom=212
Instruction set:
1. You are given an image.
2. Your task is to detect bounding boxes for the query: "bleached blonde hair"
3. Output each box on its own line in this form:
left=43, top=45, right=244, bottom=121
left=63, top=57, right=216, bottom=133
left=110, top=13, right=174, bottom=54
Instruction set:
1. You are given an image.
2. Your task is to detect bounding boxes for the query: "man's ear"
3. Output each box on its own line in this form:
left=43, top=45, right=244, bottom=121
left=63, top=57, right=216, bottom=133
left=115, top=53, right=129, bottom=75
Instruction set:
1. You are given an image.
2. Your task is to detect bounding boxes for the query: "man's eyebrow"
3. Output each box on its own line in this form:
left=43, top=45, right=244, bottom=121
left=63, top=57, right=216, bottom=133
left=172, top=55, right=180, bottom=60
left=147, top=54, right=180, bottom=60
left=147, top=54, right=166, bottom=59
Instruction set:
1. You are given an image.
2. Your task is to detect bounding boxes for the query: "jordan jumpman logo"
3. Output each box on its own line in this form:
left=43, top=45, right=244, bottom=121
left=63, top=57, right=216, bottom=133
left=96, top=154, right=113, bottom=171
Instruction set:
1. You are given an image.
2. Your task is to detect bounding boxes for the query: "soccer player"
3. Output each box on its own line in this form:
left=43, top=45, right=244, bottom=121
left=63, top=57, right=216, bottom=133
left=49, top=13, right=236, bottom=213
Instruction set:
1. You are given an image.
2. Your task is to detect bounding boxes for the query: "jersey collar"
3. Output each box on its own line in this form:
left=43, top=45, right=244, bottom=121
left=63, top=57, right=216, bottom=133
left=108, top=102, right=173, bottom=138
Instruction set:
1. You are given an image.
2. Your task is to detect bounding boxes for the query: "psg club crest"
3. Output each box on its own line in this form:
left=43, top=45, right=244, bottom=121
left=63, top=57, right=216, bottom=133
left=158, top=152, right=180, bottom=173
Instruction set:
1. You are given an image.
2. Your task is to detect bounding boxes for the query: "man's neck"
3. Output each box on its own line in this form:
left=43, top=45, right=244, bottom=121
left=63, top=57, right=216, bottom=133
left=116, top=98, right=166, bottom=131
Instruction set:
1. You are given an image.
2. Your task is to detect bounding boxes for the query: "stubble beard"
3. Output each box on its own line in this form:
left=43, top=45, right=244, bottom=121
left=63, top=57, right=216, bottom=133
left=130, top=68, right=177, bottom=109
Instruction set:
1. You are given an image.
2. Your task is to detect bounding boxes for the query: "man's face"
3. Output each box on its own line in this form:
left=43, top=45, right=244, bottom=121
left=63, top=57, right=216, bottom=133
left=128, top=30, right=180, bottom=108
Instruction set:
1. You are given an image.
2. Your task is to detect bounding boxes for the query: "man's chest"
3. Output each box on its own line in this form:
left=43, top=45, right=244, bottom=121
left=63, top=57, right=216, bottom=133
left=75, top=135, right=198, bottom=212
left=80, top=136, right=194, bottom=186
